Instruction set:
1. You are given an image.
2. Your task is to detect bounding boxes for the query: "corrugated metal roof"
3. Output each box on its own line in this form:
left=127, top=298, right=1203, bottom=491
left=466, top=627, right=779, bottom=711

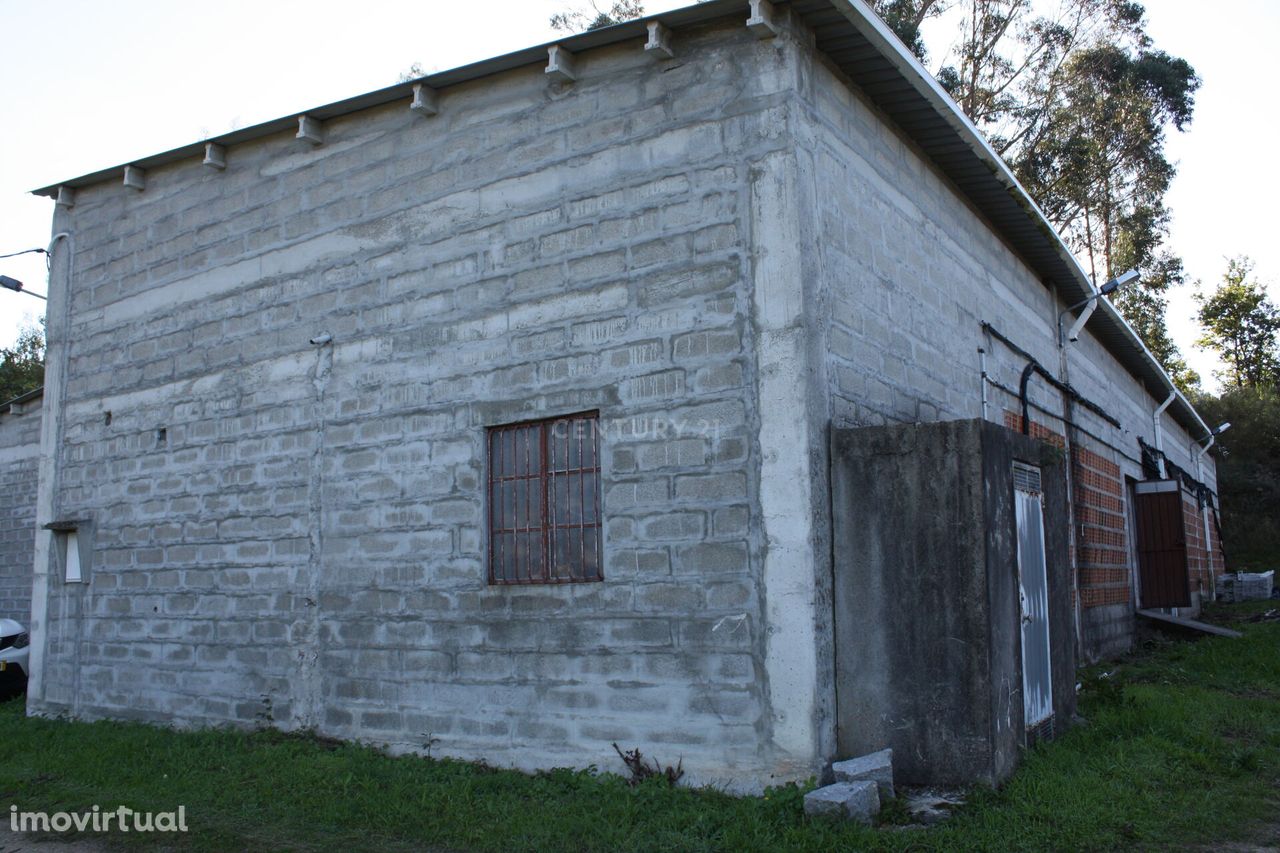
left=29, top=0, right=1208, bottom=438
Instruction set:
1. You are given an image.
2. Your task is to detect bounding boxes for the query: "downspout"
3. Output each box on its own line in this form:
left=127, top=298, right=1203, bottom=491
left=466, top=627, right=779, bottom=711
left=978, top=347, right=989, bottom=421
left=1152, top=392, right=1176, bottom=478
left=1064, top=298, right=1099, bottom=345
left=1055, top=307, right=1083, bottom=662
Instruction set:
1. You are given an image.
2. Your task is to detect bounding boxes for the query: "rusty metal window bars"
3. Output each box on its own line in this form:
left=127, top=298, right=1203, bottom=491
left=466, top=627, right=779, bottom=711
left=487, top=412, right=602, bottom=584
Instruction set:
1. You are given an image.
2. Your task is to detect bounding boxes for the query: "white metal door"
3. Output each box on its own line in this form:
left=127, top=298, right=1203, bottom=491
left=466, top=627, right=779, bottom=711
left=1013, top=464, right=1053, bottom=731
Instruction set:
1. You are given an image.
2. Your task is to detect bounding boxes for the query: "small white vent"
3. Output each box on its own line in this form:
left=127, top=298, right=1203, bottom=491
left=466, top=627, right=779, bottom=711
left=64, top=531, right=82, bottom=583
left=1013, top=463, right=1042, bottom=496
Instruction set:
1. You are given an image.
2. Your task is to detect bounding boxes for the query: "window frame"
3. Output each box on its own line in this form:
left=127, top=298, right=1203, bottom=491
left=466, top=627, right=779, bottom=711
left=486, top=411, right=603, bottom=586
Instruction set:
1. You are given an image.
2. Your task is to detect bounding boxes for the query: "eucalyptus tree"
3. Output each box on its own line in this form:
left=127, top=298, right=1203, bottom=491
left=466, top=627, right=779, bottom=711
left=0, top=322, right=44, bottom=403
left=872, top=0, right=1198, bottom=379
left=1197, top=258, right=1280, bottom=391
left=551, top=1, right=646, bottom=32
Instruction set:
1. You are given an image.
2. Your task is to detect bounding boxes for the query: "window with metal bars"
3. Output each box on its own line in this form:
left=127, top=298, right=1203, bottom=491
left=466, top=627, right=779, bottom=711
left=487, top=412, right=602, bottom=584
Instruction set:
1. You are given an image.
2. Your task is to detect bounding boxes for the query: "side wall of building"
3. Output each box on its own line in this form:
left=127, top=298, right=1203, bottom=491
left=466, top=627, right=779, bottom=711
left=31, top=17, right=817, bottom=787
left=0, top=396, right=41, bottom=624
left=790, top=22, right=1218, bottom=669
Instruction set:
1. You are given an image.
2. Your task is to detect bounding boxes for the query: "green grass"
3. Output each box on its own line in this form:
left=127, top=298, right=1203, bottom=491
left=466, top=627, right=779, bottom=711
left=3, top=605, right=1278, bottom=852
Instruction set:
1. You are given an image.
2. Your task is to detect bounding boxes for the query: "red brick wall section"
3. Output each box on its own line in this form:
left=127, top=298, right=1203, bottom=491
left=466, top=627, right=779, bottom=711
left=1183, top=494, right=1211, bottom=598
left=1072, top=445, right=1130, bottom=609
left=1004, top=411, right=1131, bottom=610
left=1207, top=507, right=1224, bottom=578
left=1002, top=411, right=1066, bottom=449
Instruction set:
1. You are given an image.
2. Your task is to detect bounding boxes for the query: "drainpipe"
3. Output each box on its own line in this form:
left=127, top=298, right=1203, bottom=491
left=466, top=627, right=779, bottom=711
left=1054, top=292, right=1084, bottom=661
left=978, top=347, right=989, bottom=421
left=1064, top=298, right=1099, bottom=345
left=1152, top=392, right=1176, bottom=478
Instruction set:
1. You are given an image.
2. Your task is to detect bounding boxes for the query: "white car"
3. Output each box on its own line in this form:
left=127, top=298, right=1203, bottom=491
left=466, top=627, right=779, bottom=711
left=0, top=618, right=29, bottom=700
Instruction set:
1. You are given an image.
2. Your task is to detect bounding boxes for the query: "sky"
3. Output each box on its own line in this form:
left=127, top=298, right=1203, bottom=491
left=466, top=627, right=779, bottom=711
left=1, top=0, right=1276, bottom=393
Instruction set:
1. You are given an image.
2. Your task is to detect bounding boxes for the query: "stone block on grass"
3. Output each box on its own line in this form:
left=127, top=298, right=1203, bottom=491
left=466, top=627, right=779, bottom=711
left=802, top=780, right=880, bottom=823
left=832, top=747, right=894, bottom=799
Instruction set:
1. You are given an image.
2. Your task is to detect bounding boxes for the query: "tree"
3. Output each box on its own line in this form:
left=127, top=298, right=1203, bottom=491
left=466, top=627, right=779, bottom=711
left=1194, top=386, right=1280, bottom=566
left=1196, top=257, right=1280, bottom=390
left=397, top=63, right=427, bottom=83
left=551, top=1, right=645, bottom=32
left=0, top=321, right=45, bottom=403
left=871, top=1, right=1199, bottom=381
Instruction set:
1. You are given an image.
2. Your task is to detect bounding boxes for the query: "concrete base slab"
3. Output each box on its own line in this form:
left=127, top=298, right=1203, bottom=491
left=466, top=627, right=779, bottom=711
left=1137, top=609, right=1243, bottom=638
left=832, top=747, right=894, bottom=799
left=803, top=780, right=880, bottom=823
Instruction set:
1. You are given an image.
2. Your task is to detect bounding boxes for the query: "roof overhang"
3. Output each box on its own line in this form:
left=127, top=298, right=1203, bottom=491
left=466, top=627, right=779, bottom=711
left=0, top=386, right=43, bottom=415
left=30, top=0, right=1209, bottom=439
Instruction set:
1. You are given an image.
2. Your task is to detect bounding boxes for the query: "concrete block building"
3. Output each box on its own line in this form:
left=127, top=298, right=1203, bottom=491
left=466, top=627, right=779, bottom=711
left=24, top=0, right=1223, bottom=788
left=0, top=389, right=42, bottom=624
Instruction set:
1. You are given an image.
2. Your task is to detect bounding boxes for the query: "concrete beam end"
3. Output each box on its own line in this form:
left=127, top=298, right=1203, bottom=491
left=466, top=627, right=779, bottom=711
left=296, top=115, right=325, bottom=146
left=545, top=45, right=578, bottom=83
left=747, top=0, right=780, bottom=38
left=122, top=165, right=146, bottom=191
left=410, top=83, right=440, bottom=117
left=203, top=143, right=227, bottom=171
left=645, top=22, right=676, bottom=59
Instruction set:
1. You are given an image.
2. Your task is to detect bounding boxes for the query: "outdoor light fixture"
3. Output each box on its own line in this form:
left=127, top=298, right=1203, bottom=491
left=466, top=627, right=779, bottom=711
left=1058, top=269, right=1139, bottom=345
left=0, top=275, right=46, bottom=300
left=1197, top=421, right=1232, bottom=461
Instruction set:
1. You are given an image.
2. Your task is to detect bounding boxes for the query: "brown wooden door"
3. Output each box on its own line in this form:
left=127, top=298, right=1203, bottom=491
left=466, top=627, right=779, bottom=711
left=1134, top=482, right=1191, bottom=608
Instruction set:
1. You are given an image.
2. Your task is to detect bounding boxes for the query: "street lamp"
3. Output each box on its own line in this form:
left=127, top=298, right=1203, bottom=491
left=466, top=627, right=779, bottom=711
left=0, top=275, right=46, bottom=301
left=1197, top=421, right=1232, bottom=462
left=1057, top=269, right=1139, bottom=345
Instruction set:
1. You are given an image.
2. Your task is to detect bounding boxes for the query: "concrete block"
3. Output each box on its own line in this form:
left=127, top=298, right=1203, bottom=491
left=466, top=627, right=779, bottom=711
left=803, top=780, right=880, bottom=823
left=832, top=748, right=895, bottom=799
left=56, top=186, right=76, bottom=208
left=676, top=542, right=747, bottom=573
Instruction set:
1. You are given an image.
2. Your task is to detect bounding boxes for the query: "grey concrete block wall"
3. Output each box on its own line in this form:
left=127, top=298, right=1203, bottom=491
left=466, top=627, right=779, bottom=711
left=790, top=37, right=1216, bottom=663
left=30, top=16, right=816, bottom=787
left=0, top=395, right=41, bottom=624
left=796, top=41, right=1212, bottom=472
